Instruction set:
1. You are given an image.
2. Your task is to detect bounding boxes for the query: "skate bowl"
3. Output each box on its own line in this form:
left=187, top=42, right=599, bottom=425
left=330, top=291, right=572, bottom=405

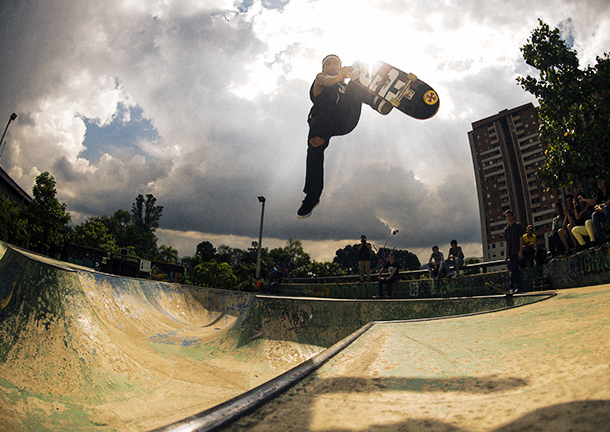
left=219, top=284, right=610, bottom=432
left=0, top=243, right=552, bottom=431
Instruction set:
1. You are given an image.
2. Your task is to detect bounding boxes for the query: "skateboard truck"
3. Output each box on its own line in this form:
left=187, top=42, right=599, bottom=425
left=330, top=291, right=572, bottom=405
left=390, top=73, right=418, bottom=107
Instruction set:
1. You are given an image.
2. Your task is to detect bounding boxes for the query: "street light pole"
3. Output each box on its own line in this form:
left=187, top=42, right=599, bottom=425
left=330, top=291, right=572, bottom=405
left=255, top=196, right=266, bottom=281
left=382, top=229, right=399, bottom=251
left=0, top=113, right=17, bottom=160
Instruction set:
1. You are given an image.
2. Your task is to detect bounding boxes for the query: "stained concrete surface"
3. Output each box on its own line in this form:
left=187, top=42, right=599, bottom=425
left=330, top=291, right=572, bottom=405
left=225, top=284, right=610, bottom=432
left=0, top=243, right=554, bottom=431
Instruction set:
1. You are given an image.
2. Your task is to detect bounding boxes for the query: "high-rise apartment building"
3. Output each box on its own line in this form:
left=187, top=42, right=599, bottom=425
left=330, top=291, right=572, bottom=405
left=468, top=103, right=560, bottom=261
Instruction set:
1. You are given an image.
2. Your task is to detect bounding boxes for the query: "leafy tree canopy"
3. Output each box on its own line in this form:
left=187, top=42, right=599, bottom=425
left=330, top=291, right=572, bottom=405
left=196, top=240, right=216, bottom=262
left=518, top=19, right=610, bottom=191
left=73, top=217, right=118, bottom=252
left=269, top=238, right=311, bottom=277
left=157, top=244, right=179, bottom=264
left=25, top=172, right=72, bottom=256
left=334, top=243, right=421, bottom=273
left=0, top=195, right=27, bottom=245
left=190, top=259, right=238, bottom=290
left=132, top=194, right=163, bottom=231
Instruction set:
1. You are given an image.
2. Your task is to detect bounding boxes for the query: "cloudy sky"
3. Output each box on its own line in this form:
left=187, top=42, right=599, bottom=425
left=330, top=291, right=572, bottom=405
left=0, top=0, right=608, bottom=265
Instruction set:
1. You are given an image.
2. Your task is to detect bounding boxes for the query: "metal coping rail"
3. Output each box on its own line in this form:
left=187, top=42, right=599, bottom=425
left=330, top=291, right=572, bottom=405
left=150, top=322, right=375, bottom=432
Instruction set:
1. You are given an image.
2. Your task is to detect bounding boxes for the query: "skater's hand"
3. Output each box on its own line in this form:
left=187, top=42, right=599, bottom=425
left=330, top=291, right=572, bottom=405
left=340, top=66, right=353, bottom=79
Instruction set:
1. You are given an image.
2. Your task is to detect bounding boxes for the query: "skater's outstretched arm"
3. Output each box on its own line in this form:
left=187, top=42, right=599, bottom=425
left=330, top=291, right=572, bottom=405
left=311, top=60, right=351, bottom=97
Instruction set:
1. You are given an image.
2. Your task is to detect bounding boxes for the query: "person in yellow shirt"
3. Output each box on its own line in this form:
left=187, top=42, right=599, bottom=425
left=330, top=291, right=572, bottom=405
left=522, top=225, right=536, bottom=268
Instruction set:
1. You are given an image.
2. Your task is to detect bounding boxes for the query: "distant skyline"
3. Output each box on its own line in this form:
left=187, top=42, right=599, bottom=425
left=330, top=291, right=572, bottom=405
left=0, top=0, right=608, bottom=265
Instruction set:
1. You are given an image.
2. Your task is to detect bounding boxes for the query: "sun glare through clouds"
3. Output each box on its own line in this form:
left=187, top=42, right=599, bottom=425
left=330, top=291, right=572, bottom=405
left=229, top=0, right=434, bottom=100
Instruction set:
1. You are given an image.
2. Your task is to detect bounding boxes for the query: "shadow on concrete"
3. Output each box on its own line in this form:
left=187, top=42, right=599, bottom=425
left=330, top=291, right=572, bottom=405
left=226, top=385, right=610, bottom=432
left=298, top=375, right=529, bottom=395
left=221, top=373, right=530, bottom=431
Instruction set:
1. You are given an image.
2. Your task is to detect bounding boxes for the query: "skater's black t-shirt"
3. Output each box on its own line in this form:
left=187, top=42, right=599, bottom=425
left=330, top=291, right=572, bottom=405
left=308, top=81, right=346, bottom=119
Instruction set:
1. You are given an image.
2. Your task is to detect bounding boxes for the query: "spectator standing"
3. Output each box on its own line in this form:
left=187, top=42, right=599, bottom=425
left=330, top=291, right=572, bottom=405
left=358, top=235, right=372, bottom=282
left=504, top=209, right=524, bottom=294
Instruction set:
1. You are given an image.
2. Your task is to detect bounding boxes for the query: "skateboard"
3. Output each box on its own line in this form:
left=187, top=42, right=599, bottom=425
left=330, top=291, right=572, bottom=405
left=346, top=60, right=440, bottom=120
left=485, top=282, right=512, bottom=296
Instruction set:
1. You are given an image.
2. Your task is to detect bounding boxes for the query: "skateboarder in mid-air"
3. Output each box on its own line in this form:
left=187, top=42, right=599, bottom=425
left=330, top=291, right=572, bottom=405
left=297, top=54, right=374, bottom=218
left=297, top=55, right=439, bottom=218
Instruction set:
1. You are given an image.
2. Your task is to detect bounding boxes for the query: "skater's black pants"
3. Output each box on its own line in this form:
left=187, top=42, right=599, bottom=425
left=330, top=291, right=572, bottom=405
left=304, top=81, right=368, bottom=197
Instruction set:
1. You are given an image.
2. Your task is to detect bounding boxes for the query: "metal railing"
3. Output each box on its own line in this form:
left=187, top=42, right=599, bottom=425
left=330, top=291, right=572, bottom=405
left=284, top=260, right=507, bottom=284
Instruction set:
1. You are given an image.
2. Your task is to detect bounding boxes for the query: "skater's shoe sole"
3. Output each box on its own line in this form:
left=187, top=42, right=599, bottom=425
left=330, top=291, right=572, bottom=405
left=297, top=200, right=320, bottom=219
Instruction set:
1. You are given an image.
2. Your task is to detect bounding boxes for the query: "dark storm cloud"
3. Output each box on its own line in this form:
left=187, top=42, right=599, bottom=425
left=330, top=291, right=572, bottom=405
left=0, top=0, right=608, bottom=261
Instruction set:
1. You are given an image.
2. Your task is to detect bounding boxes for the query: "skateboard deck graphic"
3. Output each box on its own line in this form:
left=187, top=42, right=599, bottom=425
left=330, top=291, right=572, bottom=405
left=348, top=60, right=440, bottom=120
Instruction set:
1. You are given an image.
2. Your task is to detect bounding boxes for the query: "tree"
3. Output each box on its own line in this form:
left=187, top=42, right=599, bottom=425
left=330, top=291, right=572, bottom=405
left=0, top=195, right=27, bottom=245
left=518, top=19, right=610, bottom=191
left=215, top=244, right=244, bottom=266
left=378, top=248, right=421, bottom=271
left=157, top=244, right=179, bottom=264
left=124, top=223, right=158, bottom=259
left=333, top=244, right=359, bottom=273
left=25, top=172, right=71, bottom=257
left=102, top=209, right=132, bottom=246
left=307, top=261, right=346, bottom=277
left=232, top=262, right=257, bottom=291
left=196, top=240, right=216, bottom=262
left=72, top=200, right=169, bottom=260
left=128, top=194, right=163, bottom=258
left=132, top=194, right=163, bottom=231
left=280, top=238, right=311, bottom=277
left=73, top=217, right=118, bottom=252
left=190, top=259, right=237, bottom=290
left=334, top=243, right=421, bottom=274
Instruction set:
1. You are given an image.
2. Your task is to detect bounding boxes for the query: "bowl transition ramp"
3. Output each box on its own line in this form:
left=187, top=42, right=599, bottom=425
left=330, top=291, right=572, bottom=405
left=0, top=244, right=550, bottom=431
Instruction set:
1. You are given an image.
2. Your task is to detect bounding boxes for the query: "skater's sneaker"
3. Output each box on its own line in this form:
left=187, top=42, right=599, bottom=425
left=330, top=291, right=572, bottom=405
left=297, top=195, right=320, bottom=219
left=361, top=90, right=376, bottom=107
left=374, top=98, right=393, bottom=115
left=363, top=94, right=393, bottom=115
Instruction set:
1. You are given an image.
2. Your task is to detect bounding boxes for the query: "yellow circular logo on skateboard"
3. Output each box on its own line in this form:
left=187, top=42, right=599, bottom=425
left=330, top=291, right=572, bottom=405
left=424, top=90, right=438, bottom=105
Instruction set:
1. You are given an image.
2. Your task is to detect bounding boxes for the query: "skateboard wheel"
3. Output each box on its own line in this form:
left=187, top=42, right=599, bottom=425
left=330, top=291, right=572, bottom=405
left=378, top=101, right=393, bottom=115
